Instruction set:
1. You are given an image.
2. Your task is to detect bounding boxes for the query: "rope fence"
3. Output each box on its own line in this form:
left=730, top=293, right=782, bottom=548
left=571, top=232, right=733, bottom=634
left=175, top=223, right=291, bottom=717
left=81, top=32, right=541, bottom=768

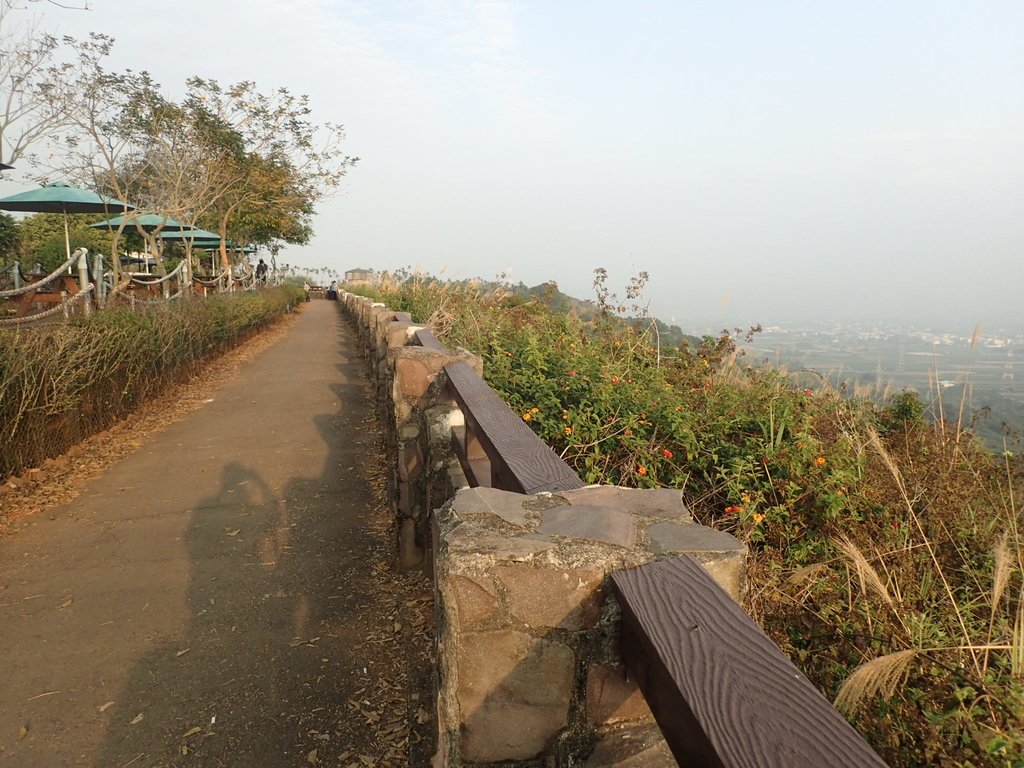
left=1, top=249, right=287, bottom=326
left=0, top=285, right=94, bottom=326
left=0, top=253, right=79, bottom=298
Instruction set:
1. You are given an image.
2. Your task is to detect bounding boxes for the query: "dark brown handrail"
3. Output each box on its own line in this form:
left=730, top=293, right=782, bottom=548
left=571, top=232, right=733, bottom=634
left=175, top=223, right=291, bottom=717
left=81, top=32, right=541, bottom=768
left=612, top=557, right=888, bottom=767
left=444, top=361, right=584, bottom=494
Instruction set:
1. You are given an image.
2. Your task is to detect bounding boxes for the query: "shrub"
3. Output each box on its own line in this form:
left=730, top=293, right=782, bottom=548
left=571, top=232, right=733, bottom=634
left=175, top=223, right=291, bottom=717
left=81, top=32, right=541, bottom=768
left=0, top=287, right=299, bottom=481
left=358, top=275, right=1024, bottom=767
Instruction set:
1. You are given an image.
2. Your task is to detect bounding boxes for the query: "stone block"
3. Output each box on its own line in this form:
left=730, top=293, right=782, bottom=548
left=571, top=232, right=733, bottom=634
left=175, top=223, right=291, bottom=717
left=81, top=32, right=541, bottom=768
left=395, top=355, right=432, bottom=400
left=538, top=506, right=637, bottom=549
left=387, top=321, right=413, bottom=350
left=558, top=486, right=691, bottom=521
left=457, top=630, right=574, bottom=762
left=399, top=517, right=424, bottom=569
left=586, top=664, right=653, bottom=726
left=445, top=522, right=553, bottom=560
left=585, top=724, right=676, bottom=767
left=394, top=400, right=413, bottom=427
left=398, top=480, right=413, bottom=518
left=449, top=574, right=499, bottom=630
left=426, top=405, right=460, bottom=449
left=398, top=440, right=424, bottom=482
left=645, top=522, right=742, bottom=555
left=495, top=565, right=604, bottom=630
left=452, top=486, right=530, bottom=528
left=697, top=555, right=745, bottom=602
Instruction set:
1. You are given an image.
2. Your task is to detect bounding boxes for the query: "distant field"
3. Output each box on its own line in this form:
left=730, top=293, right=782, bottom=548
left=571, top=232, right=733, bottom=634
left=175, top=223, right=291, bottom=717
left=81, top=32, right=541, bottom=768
left=745, top=330, right=1024, bottom=450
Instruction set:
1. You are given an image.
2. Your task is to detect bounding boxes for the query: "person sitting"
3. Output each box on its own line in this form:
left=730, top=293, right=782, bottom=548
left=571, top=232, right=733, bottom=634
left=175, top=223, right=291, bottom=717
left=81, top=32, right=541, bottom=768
left=326, top=280, right=338, bottom=301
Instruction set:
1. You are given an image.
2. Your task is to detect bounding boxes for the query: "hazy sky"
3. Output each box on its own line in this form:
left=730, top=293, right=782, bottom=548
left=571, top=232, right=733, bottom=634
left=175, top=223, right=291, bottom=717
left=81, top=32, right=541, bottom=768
left=4, top=1, right=1023, bottom=330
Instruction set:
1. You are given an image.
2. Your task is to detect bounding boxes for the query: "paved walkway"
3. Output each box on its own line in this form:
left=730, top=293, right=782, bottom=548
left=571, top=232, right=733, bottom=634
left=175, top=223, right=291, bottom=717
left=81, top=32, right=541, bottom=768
left=0, top=300, right=424, bottom=767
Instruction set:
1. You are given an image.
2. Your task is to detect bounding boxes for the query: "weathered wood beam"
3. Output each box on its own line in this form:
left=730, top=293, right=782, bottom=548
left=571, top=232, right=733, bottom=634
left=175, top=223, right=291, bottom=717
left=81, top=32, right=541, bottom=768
left=611, top=556, right=888, bottom=768
left=444, top=360, right=584, bottom=494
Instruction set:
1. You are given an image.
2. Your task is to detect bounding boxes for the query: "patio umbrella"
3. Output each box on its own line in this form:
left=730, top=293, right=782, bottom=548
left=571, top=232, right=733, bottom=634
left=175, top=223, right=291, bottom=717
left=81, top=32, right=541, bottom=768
left=157, top=227, right=221, bottom=242
left=90, top=213, right=187, bottom=233
left=0, top=181, right=134, bottom=261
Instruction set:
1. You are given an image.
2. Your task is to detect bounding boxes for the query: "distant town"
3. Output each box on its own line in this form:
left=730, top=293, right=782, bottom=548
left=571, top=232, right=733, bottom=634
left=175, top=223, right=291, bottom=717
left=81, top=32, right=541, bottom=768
left=741, top=321, right=1024, bottom=450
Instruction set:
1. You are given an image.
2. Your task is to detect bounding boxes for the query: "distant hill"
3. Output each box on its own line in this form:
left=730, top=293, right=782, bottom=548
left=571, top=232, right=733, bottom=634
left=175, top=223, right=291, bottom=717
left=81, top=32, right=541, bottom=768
left=493, top=279, right=702, bottom=350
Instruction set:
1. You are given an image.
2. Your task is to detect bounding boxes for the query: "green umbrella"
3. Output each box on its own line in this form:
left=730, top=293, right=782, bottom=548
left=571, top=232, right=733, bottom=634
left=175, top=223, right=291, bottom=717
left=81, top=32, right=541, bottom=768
left=157, top=227, right=221, bottom=241
left=90, top=213, right=187, bottom=233
left=0, top=181, right=134, bottom=261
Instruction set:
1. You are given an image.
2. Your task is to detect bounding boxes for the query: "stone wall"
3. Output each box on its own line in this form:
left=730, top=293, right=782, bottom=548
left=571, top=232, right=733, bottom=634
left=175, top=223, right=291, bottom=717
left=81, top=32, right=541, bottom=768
left=336, top=291, right=746, bottom=767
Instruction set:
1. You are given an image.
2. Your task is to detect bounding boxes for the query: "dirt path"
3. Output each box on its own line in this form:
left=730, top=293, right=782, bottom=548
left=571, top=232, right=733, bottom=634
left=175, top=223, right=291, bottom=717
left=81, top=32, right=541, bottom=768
left=0, top=300, right=433, bottom=767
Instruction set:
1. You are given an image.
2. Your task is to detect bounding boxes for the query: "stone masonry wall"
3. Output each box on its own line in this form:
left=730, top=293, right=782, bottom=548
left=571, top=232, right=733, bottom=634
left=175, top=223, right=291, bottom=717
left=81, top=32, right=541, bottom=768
left=336, top=291, right=747, bottom=767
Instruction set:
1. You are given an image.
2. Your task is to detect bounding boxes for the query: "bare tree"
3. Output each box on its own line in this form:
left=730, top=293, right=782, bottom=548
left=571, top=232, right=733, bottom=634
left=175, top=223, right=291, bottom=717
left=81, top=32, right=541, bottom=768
left=0, top=3, right=66, bottom=166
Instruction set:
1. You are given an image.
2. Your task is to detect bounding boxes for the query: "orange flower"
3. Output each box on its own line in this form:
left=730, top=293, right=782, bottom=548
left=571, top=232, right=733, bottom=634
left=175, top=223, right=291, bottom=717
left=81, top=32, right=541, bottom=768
left=637, top=466, right=648, bottom=476
left=814, top=456, right=826, bottom=466
left=611, top=375, right=620, bottom=384
left=564, top=426, right=573, bottom=436
left=661, top=449, right=673, bottom=459
left=522, top=412, right=532, bottom=422
left=740, top=492, right=751, bottom=504
left=753, top=512, right=766, bottom=524
left=724, top=505, right=744, bottom=514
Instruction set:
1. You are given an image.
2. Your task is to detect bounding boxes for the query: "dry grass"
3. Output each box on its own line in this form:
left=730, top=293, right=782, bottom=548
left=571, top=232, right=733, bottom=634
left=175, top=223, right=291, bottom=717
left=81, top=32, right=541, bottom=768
left=835, top=649, right=919, bottom=716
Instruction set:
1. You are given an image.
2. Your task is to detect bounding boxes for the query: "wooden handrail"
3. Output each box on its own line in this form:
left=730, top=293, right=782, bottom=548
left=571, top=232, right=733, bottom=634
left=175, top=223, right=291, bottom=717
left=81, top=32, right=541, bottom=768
left=611, top=556, right=888, bottom=768
left=413, top=328, right=446, bottom=350
left=444, top=360, right=585, bottom=494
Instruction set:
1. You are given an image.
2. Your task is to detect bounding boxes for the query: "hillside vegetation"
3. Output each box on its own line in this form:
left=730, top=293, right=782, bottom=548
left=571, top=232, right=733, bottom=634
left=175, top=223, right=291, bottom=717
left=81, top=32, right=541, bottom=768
left=358, top=273, right=1024, bottom=767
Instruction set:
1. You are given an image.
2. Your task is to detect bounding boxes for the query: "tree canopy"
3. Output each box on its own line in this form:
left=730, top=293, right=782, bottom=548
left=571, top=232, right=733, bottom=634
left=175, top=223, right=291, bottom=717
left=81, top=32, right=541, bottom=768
left=0, top=10, right=356, bottom=275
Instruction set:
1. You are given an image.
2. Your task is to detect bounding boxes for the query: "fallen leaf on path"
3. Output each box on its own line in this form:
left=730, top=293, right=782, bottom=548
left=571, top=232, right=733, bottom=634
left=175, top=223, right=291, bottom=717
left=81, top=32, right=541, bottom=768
left=226, top=529, right=241, bottom=537
left=18, top=725, right=28, bottom=740
left=181, top=726, right=202, bottom=739
left=58, top=598, right=72, bottom=609
left=176, top=648, right=191, bottom=657
left=99, top=701, right=115, bottom=712
left=129, top=713, right=143, bottom=725
left=306, top=748, right=318, bottom=764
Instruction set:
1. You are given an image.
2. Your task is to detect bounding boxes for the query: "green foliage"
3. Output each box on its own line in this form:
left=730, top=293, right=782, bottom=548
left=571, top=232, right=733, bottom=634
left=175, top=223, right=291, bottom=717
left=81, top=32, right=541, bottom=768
left=13, top=213, right=112, bottom=272
left=359, top=274, right=1024, bottom=768
left=884, top=389, right=927, bottom=430
left=0, top=212, right=17, bottom=261
left=0, top=287, right=298, bottom=480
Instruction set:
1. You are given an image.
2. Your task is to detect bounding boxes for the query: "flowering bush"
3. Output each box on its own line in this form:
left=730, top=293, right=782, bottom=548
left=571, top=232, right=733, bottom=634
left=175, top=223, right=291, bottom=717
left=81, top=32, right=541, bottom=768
left=357, top=275, right=1024, bottom=767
